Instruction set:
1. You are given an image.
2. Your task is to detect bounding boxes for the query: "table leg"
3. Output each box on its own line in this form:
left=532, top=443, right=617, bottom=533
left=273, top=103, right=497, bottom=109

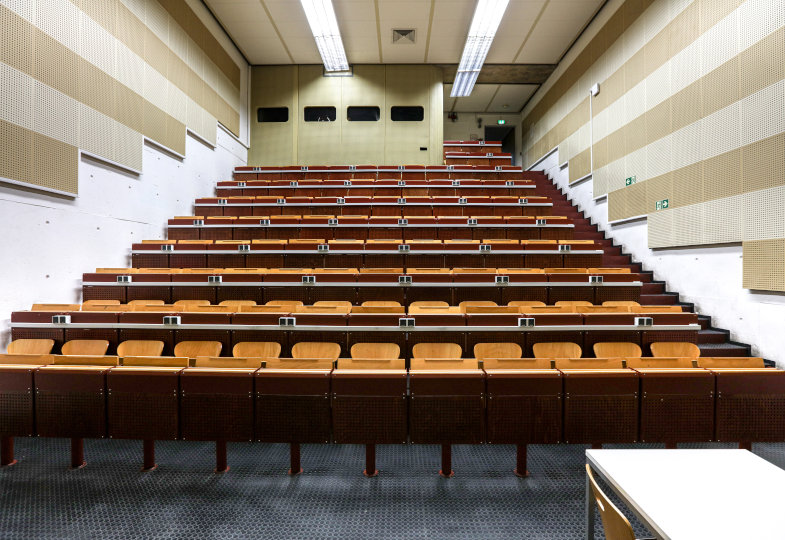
left=439, top=444, right=454, bottom=478
left=585, top=471, right=595, bottom=540
left=70, top=438, right=86, bottom=469
left=364, top=444, right=378, bottom=477
left=141, top=439, right=157, bottom=471
left=215, top=440, right=229, bottom=473
left=289, top=442, right=302, bottom=475
left=1, top=436, right=17, bottom=467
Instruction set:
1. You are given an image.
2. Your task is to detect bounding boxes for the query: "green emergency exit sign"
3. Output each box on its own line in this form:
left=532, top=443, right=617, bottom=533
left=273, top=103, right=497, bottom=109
left=655, top=199, right=670, bottom=210
left=497, top=119, right=506, bottom=125
left=625, top=176, right=636, bottom=186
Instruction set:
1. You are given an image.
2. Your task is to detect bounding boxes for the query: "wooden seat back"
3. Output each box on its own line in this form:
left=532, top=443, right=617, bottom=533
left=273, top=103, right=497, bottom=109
left=650, top=342, right=700, bottom=358
left=593, top=342, right=642, bottom=358
left=232, top=342, right=282, bottom=359
left=7, top=339, right=54, bottom=355
left=411, top=342, right=462, bottom=359
left=174, top=341, right=222, bottom=359
left=291, top=342, right=341, bottom=360
left=532, top=342, right=582, bottom=359
left=61, top=340, right=110, bottom=356
left=117, top=340, right=164, bottom=357
left=473, top=342, right=522, bottom=360
left=350, top=343, right=400, bottom=360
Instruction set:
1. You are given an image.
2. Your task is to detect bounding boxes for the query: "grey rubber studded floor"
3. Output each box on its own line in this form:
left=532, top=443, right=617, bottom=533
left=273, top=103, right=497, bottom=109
left=2, top=438, right=783, bottom=539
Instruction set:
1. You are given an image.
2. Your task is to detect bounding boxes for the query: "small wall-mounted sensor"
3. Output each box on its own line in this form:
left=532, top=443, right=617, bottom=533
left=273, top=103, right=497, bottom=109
left=590, top=83, right=600, bottom=97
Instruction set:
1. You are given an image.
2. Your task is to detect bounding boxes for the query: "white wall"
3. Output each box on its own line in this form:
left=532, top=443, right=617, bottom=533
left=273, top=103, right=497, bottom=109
left=443, top=112, right=523, bottom=165
left=0, top=128, right=247, bottom=350
left=533, top=150, right=785, bottom=366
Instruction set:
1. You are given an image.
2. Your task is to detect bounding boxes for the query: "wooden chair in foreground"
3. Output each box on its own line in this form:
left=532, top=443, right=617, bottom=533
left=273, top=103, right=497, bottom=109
left=117, top=340, right=165, bottom=357
left=61, top=340, right=110, bottom=356
left=174, top=341, right=222, bottom=359
left=532, top=342, right=582, bottom=359
left=650, top=342, right=700, bottom=358
left=586, top=464, right=637, bottom=540
left=593, top=342, right=641, bottom=359
left=7, top=339, right=54, bottom=355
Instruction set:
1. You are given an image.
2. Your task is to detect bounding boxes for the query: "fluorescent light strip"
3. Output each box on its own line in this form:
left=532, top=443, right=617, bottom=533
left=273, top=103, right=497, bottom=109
left=451, top=0, right=509, bottom=97
left=300, top=0, right=350, bottom=72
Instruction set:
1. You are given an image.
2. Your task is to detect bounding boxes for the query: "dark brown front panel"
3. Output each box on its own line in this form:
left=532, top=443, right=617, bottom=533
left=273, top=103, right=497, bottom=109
left=255, top=371, right=332, bottom=443
left=547, top=286, right=594, bottom=303
left=170, top=286, right=217, bottom=303
left=107, top=370, right=180, bottom=441
left=409, top=372, right=485, bottom=444
left=638, top=371, right=714, bottom=443
left=500, top=287, right=548, bottom=304
left=715, top=371, right=785, bottom=443
left=0, top=367, right=36, bottom=437
left=332, top=372, right=408, bottom=444
left=35, top=368, right=108, bottom=439
left=82, top=285, right=127, bottom=302
left=180, top=370, right=255, bottom=442
left=562, top=372, right=638, bottom=444
left=126, top=286, right=172, bottom=303
left=485, top=371, right=562, bottom=444
left=595, top=286, right=641, bottom=303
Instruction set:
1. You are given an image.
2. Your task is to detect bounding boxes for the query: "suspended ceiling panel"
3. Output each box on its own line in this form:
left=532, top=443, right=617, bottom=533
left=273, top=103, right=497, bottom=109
left=205, top=0, right=605, bottom=66
left=444, top=83, right=539, bottom=113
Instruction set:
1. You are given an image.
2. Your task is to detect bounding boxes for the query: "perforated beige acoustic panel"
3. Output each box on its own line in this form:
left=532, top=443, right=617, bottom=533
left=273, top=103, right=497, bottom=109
left=743, top=239, right=785, bottom=292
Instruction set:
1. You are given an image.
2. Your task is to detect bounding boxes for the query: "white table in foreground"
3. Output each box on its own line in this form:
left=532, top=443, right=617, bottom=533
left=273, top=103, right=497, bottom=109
left=585, top=449, right=785, bottom=540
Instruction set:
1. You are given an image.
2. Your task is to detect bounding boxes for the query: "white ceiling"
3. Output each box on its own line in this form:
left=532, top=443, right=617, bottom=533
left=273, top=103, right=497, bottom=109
left=205, top=0, right=604, bottom=65
left=444, top=83, right=538, bottom=112
left=204, top=0, right=604, bottom=112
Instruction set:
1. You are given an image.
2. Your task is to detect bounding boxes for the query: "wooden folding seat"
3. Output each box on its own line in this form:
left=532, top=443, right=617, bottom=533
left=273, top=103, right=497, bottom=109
left=6, top=339, right=54, bottom=355
left=650, top=342, right=700, bottom=358
left=635, top=367, right=716, bottom=445
left=255, top=360, right=333, bottom=473
left=122, top=356, right=189, bottom=367
left=559, top=368, right=639, bottom=446
left=218, top=300, right=257, bottom=308
left=0, top=359, right=47, bottom=465
left=174, top=341, right=223, bottom=359
left=694, top=357, right=765, bottom=369
left=507, top=301, right=546, bottom=308
left=602, top=301, right=640, bottom=308
left=458, top=301, right=498, bottom=313
left=532, top=342, right=582, bottom=359
left=181, top=365, right=257, bottom=472
left=484, top=356, right=561, bottom=475
left=626, top=357, right=693, bottom=369
left=585, top=464, right=638, bottom=540
left=35, top=365, right=111, bottom=468
left=332, top=349, right=407, bottom=475
left=711, top=369, right=785, bottom=446
left=360, top=301, right=402, bottom=308
left=593, top=342, right=642, bottom=359
left=107, top=365, right=182, bottom=470
left=61, top=340, right=110, bottom=356
left=193, top=357, right=264, bottom=368
left=409, top=357, right=484, bottom=476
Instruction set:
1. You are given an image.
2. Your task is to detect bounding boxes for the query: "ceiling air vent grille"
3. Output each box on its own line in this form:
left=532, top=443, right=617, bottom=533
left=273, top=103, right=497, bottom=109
left=392, top=29, right=416, bottom=44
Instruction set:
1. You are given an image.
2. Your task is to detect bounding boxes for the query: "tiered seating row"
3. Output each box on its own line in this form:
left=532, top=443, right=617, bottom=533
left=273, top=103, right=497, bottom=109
left=192, top=196, right=552, bottom=218
left=84, top=268, right=638, bottom=303
left=443, top=152, right=512, bottom=165
left=233, top=165, right=528, bottom=181
left=216, top=179, right=534, bottom=197
left=1, top=361, right=781, bottom=474
left=10, top=308, right=698, bottom=358
left=130, top=240, right=603, bottom=269
left=443, top=140, right=503, bottom=153
left=167, top=215, right=573, bottom=241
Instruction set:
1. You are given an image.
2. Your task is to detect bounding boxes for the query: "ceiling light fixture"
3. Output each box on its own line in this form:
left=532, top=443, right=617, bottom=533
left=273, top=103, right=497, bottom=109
left=451, top=0, right=509, bottom=97
left=300, top=0, right=350, bottom=72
